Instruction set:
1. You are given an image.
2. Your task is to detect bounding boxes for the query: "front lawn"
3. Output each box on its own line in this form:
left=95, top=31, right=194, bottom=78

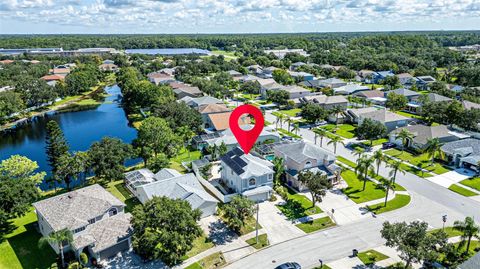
left=336, top=156, right=357, bottom=168
left=383, top=155, right=434, bottom=178
left=357, top=249, right=389, bottom=265
left=320, top=124, right=356, bottom=139
left=245, top=234, right=269, bottom=249
left=366, top=194, right=411, bottom=214
left=384, top=149, right=451, bottom=175
left=276, top=187, right=322, bottom=220
left=277, top=128, right=302, bottom=139
left=361, top=138, right=388, bottom=147
left=0, top=210, right=57, bottom=269
left=278, top=108, right=302, bottom=117
left=459, top=177, right=480, bottom=192
left=448, top=184, right=478, bottom=197
left=239, top=216, right=262, bottom=235
left=428, top=227, right=464, bottom=238
left=341, top=170, right=386, bottom=204
left=185, top=252, right=226, bottom=269
left=184, top=233, right=215, bottom=260
left=295, top=216, right=336, bottom=233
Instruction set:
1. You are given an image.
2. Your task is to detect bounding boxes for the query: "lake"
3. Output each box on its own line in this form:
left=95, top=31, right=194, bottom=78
left=0, top=85, right=139, bottom=190
left=124, top=48, right=210, bottom=55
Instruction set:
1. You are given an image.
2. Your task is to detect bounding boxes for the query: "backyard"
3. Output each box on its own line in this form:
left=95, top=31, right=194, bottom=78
left=384, top=149, right=451, bottom=175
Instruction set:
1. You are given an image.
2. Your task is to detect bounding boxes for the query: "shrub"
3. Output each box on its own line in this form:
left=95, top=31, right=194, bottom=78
left=79, top=253, right=88, bottom=266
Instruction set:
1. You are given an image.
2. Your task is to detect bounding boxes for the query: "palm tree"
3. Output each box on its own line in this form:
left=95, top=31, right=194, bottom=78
left=272, top=157, right=285, bottom=185
left=276, top=113, right=285, bottom=130
left=424, top=138, right=443, bottom=165
left=395, top=128, right=414, bottom=152
left=314, top=128, right=327, bottom=147
left=39, top=229, right=73, bottom=267
left=353, top=147, right=365, bottom=158
left=330, top=105, right=344, bottom=126
left=387, top=159, right=405, bottom=186
left=381, top=177, right=394, bottom=207
left=453, top=216, right=480, bottom=254
left=355, top=155, right=375, bottom=191
left=327, top=136, right=344, bottom=154
left=373, top=149, right=384, bottom=176
left=287, top=118, right=293, bottom=132
left=292, top=123, right=300, bottom=135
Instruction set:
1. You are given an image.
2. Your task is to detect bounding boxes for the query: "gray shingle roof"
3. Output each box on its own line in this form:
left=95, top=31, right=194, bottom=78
left=385, top=88, right=420, bottom=97
left=360, top=109, right=410, bottom=123
left=33, top=184, right=125, bottom=231
left=441, top=138, right=480, bottom=156
left=274, top=141, right=336, bottom=164
left=426, top=93, right=452, bottom=102
left=391, top=124, right=453, bottom=145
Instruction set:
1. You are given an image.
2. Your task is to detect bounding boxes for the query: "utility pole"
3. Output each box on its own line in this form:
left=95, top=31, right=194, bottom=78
left=255, top=202, right=259, bottom=244
left=442, top=215, right=447, bottom=230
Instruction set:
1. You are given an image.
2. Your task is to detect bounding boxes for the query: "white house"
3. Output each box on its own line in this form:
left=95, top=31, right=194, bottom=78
left=33, top=185, right=132, bottom=261
left=125, top=168, right=218, bottom=217
left=220, top=147, right=274, bottom=201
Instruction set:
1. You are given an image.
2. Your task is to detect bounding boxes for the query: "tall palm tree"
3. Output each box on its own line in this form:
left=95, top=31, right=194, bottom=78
left=373, top=149, right=384, bottom=176
left=272, top=157, right=285, bottom=185
left=381, top=177, right=394, bottom=207
left=353, top=147, right=365, bottom=158
left=387, top=159, right=405, bottom=186
left=314, top=128, right=327, bottom=147
left=38, top=229, right=73, bottom=267
left=292, top=123, right=300, bottom=135
left=453, top=216, right=480, bottom=254
left=355, top=154, right=375, bottom=191
left=327, top=136, right=344, bottom=154
left=395, top=128, right=414, bottom=153
left=330, top=105, right=344, bottom=126
left=424, top=138, right=443, bottom=165
left=276, top=113, right=285, bottom=130
left=287, top=118, right=293, bottom=132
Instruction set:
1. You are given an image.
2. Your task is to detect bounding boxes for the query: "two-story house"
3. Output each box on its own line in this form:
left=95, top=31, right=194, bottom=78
left=33, top=184, right=132, bottom=261
left=220, top=147, right=274, bottom=201
left=272, top=141, right=341, bottom=191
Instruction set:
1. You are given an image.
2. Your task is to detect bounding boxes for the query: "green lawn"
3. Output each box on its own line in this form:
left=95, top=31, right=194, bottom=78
left=366, top=194, right=411, bottom=214
left=320, top=124, right=356, bottom=139
left=449, top=184, right=478, bottom=197
left=183, top=234, right=214, bottom=260
left=341, top=170, right=386, bottom=204
left=106, top=180, right=140, bottom=213
left=276, top=187, right=322, bottom=220
left=278, top=128, right=302, bottom=139
left=239, top=217, right=262, bottom=236
left=336, top=156, right=357, bottom=168
left=428, top=227, right=464, bottom=238
left=452, top=240, right=480, bottom=256
left=295, top=216, right=336, bottom=233
left=245, top=234, right=269, bottom=249
left=370, top=174, right=406, bottom=191
left=185, top=252, right=226, bottom=269
left=278, top=108, right=302, bottom=117
left=383, top=155, right=434, bottom=178
left=395, top=111, right=422, bottom=119
left=169, top=147, right=202, bottom=173
left=0, top=210, right=57, bottom=269
left=313, top=266, right=332, bottom=269
left=361, top=138, right=388, bottom=147
left=384, top=149, right=451, bottom=175
left=357, top=249, right=389, bottom=265
left=459, top=177, right=480, bottom=192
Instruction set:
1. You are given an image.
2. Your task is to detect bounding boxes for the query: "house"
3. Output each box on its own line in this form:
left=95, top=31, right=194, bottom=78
left=396, top=73, right=415, bottom=86
left=227, top=70, right=243, bottom=78
left=316, top=78, right=347, bottom=89
left=389, top=124, right=461, bottom=150
left=49, top=67, right=71, bottom=76
left=353, top=90, right=387, bottom=105
left=125, top=168, right=218, bottom=217
left=448, top=84, right=464, bottom=93
left=220, top=147, right=274, bottom=201
left=290, top=62, right=306, bottom=70
left=416, top=76, right=436, bottom=90
left=206, top=111, right=250, bottom=131
left=458, top=252, right=480, bottom=269
left=462, top=100, right=480, bottom=110
left=385, top=88, right=421, bottom=102
left=173, top=85, right=203, bottom=99
left=261, top=66, right=278, bottom=78
left=147, top=72, right=175, bottom=85
left=0, top=59, right=14, bottom=64
left=103, top=59, right=115, bottom=65
left=408, top=93, right=452, bottom=114
left=260, top=81, right=286, bottom=98
left=348, top=108, right=412, bottom=132
left=372, top=70, right=394, bottom=84
left=192, top=125, right=280, bottom=151
left=333, top=83, right=370, bottom=95
left=99, top=63, right=118, bottom=72
left=32, top=185, right=132, bottom=261
left=264, top=48, right=309, bottom=59
left=179, top=96, right=224, bottom=109
left=298, top=79, right=327, bottom=89
left=198, top=103, right=232, bottom=130
left=272, top=141, right=341, bottom=191
left=299, top=95, right=348, bottom=110
left=288, top=71, right=315, bottom=81
left=247, top=65, right=263, bottom=75
left=235, top=74, right=261, bottom=83
left=441, top=139, right=480, bottom=171
left=283, top=85, right=314, bottom=99
left=40, top=74, right=65, bottom=86
left=357, top=70, right=376, bottom=83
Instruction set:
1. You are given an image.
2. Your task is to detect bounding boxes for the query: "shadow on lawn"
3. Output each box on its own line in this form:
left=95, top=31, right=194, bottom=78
left=8, top=223, right=57, bottom=269
left=277, top=200, right=312, bottom=220
left=113, top=182, right=140, bottom=213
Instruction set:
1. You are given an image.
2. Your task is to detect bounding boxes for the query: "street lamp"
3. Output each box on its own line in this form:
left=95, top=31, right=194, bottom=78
left=255, top=202, right=260, bottom=244
left=318, top=259, right=323, bottom=268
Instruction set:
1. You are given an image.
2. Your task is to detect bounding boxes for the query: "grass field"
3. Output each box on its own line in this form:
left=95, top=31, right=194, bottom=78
left=384, top=155, right=434, bottom=178
left=367, top=194, right=411, bottom=214
left=459, top=177, right=480, bottom=192
left=428, top=227, right=464, bottom=238
left=384, top=149, right=451, bottom=175
left=357, top=249, right=389, bottom=265
left=278, top=128, right=302, bottom=139
left=448, top=184, right=478, bottom=197
left=185, top=252, right=226, bottom=269
left=341, top=170, right=386, bottom=204
left=106, top=180, right=140, bottom=213
left=395, top=111, right=423, bottom=119
left=361, top=138, right=388, bottom=147
left=183, top=234, right=214, bottom=260
left=277, top=108, right=302, bottom=117
left=336, top=156, right=357, bottom=168
left=296, top=216, right=336, bottom=233
left=245, top=234, right=269, bottom=249
left=320, top=124, right=356, bottom=139
left=276, top=187, right=322, bottom=220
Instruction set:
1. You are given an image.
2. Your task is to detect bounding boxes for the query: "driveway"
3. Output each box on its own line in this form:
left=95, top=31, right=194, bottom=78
left=258, top=200, right=305, bottom=244
left=426, top=168, right=476, bottom=188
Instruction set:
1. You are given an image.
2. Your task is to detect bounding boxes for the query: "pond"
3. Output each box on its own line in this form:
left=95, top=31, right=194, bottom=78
left=0, top=85, right=139, bottom=190
left=124, top=48, right=210, bottom=55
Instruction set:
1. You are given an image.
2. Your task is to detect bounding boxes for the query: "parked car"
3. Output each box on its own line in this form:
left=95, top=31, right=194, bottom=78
left=275, top=262, right=301, bottom=269
left=382, top=142, right=396, bottom=150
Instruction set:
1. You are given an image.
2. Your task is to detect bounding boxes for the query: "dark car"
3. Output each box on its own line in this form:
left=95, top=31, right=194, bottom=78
left=382, top=142, right=396, bottom=150
left=275, top=262, right=301, bottom=269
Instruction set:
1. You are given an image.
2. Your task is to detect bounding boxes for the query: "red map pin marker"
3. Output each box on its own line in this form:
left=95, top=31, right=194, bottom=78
left=229, top=104, right=264, bottom=154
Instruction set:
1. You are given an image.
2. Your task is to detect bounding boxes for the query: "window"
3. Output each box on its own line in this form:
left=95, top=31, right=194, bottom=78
left=268, top=174, right=273, bottom=180
left=88, top=218, right=96, bottom=224
left=73, top=226, right=86, bottom=234
left=108, top=208, right=118, bottom=217
left=249, top=178, right=256, bottom=186
left=305, top=161, right=312, bottom=168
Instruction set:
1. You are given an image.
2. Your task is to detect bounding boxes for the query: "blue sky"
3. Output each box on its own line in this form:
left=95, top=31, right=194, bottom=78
left=1, top=0, right=479, bottom=34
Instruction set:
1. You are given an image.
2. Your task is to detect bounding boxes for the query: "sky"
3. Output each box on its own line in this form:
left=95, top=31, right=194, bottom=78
left=0, top=0, right=480, bottom=34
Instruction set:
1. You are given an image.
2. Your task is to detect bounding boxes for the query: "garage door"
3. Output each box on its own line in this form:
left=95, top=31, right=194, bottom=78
left=99, top=239, right=130, bottom=260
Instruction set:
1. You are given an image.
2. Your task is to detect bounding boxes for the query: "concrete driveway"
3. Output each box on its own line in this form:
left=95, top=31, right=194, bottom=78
left=258, top=200, right=305, bottom=244
left=426, top=168, right=475, bottom=188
